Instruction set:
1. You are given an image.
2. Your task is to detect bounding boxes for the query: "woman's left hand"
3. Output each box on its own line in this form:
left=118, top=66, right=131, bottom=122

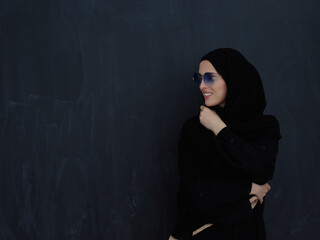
left=168, top=235, right=178, bottom=240
left=199, top=105, right=226, bottom=135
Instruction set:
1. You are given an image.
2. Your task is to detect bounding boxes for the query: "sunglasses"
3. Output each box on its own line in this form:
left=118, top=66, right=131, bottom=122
left=192, top=72, right=220, bottom=86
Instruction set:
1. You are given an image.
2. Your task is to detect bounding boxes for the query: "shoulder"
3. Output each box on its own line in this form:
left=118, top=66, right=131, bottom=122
left=181, top=114, right=200, bottom=129
left=178, top=114, right=201, bottom=138
left=259, top=114, right=282, bottom=139
left=261, top=115, right=280, bottom=129
left=263, top=114, right=279, bottom=123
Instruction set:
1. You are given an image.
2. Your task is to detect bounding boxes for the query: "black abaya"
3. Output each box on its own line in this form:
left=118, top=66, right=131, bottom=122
left=171, top=114, right=280, bottom=240
left=171, top=48, right=282, bottom=240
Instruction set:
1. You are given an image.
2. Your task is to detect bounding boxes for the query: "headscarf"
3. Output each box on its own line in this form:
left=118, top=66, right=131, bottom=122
left=198, top=48, right=282, bottom=140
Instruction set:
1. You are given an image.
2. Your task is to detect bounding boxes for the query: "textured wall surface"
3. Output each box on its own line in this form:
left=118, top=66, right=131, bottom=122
left=0, top=0, right=319, bottom=239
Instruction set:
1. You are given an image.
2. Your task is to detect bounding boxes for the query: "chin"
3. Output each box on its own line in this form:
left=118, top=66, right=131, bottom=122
left=204, top=100, right=217, bottom=107
left=205, top=100, right=224, bottom=108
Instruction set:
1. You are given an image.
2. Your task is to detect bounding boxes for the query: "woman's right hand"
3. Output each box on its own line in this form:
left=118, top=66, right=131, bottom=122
left=250, top=182, right=271, bottom=204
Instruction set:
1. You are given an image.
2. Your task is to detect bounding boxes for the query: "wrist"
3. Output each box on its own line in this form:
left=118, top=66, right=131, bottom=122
left=249, top=183, right=253, bottom=195
left=211, top=121, right=227, bottom=136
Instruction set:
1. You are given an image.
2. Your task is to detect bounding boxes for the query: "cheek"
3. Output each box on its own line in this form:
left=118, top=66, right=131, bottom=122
left=214, top=83, right=227, bottom=98
left=221, top=86, right=227, bottom=98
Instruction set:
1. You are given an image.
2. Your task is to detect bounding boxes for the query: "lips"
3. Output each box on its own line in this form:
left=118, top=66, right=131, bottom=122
left=203, top=92, right=213, bottom=96
left=203, top=92, right=213, bottom=99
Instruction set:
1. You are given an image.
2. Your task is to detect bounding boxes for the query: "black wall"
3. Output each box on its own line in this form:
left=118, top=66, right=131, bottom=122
left=0, top=0, right=319, bottom=239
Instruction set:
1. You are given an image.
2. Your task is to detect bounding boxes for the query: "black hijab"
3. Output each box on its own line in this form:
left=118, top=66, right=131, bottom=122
left=198, top=48, right=282, bottom=140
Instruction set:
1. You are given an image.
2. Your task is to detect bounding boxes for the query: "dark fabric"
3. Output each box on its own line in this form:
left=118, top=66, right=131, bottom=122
left=171, top=48, right=282, bottom=239
left=190, top=202, right=265, bottom=240
left=171, top=116, right=280, bottom=240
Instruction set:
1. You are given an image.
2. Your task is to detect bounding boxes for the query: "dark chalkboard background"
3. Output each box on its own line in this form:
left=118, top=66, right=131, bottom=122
left=0, top=0, right=319, bottom=239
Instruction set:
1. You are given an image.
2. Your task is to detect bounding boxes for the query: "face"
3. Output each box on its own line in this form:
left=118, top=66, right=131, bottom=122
left=198, top=60, right=227, bottom=108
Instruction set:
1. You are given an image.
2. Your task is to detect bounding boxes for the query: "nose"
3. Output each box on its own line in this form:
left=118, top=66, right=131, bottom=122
left=199, top=78, right=206, bottom=90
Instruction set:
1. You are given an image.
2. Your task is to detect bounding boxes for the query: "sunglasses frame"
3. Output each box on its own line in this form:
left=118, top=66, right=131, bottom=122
left=192, top=72, right=221, bottom=86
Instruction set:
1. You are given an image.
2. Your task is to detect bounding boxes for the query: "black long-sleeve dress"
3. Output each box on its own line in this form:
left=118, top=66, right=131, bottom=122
left=171, top=113, right=281, bottom=240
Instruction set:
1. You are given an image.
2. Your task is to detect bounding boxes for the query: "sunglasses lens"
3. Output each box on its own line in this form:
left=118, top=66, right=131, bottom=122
left=203, top=73, right=214, bottom=84
left=192, top=73, right=202, bottom=85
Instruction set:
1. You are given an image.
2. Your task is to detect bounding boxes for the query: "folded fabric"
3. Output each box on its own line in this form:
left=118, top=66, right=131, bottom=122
left=192, top=196, right=259, bottom=236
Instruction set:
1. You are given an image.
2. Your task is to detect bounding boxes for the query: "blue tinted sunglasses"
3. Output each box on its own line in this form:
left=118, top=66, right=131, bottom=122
left=192, top=72, right=219, bottom=86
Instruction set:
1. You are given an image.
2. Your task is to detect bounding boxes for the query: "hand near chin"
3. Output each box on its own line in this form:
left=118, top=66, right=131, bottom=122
left=199, top=105, right=226, bottom=135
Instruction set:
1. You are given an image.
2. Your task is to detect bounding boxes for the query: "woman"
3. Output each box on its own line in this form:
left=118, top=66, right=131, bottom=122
left=169, top=48, right=282, bottom=240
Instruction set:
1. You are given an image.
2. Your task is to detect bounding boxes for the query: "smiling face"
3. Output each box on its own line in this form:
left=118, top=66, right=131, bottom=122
left=198, top=60, right=227, bottom=108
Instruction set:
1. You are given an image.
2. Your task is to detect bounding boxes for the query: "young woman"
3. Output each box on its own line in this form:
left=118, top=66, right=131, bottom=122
left=169, top=48, right=282, bottom=240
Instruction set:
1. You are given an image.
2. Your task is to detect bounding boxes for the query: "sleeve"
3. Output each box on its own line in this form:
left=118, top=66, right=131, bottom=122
left=215, top=125, right=280, bottom=185
left=176, top=120, right=253, bottom=220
